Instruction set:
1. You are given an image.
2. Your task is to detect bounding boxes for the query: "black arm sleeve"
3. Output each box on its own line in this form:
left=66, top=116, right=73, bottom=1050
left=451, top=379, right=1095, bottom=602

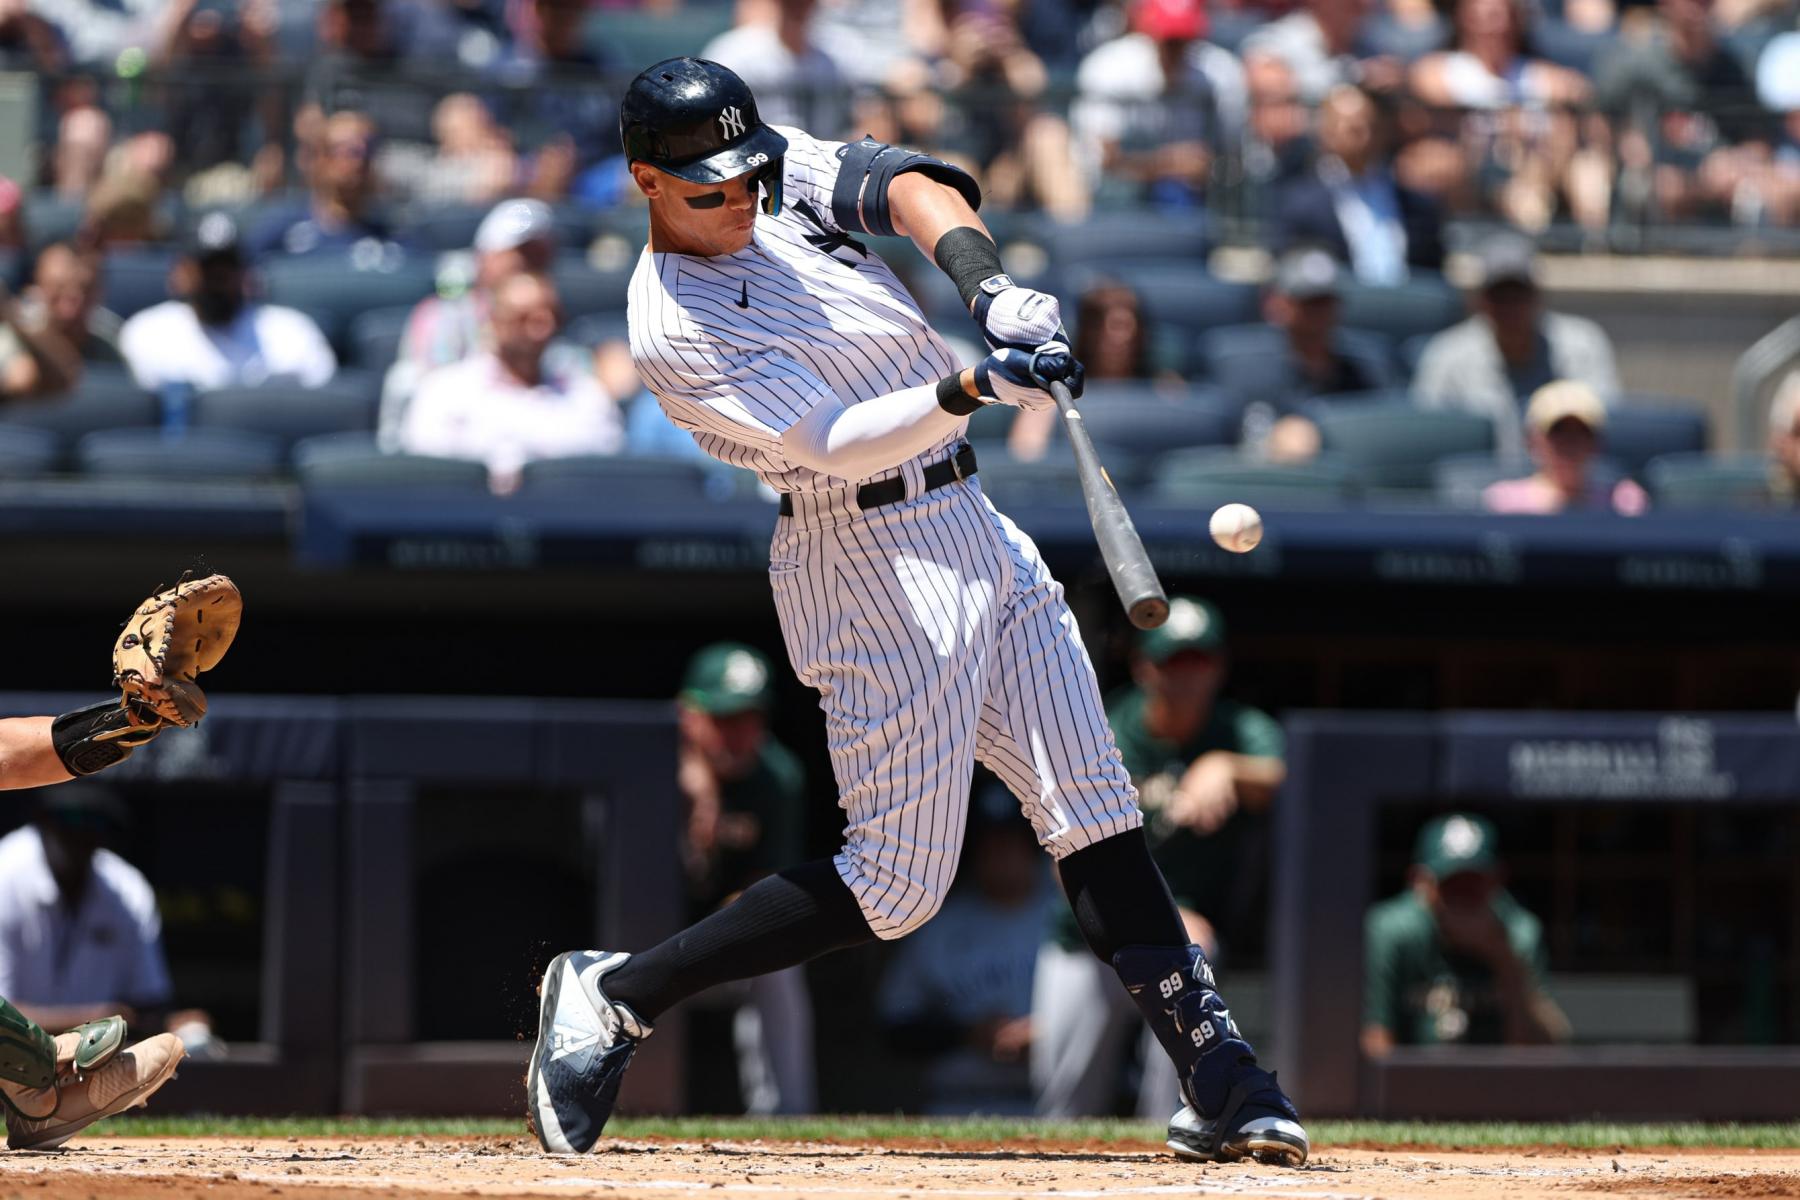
left=830, top=137, right=982, bottom=239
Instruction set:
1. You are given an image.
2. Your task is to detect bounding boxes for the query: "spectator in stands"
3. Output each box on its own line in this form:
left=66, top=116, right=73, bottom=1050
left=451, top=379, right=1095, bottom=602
left=247, top=110, right=401, bottom=262
left=1409, top=0, right=1608, bottom=231
left=379, top=197, right=557, bottom=446
left=34, top=0, right=163, bottom=67
left=1006, top=281, right=1155, bottom=461
left=1596, top=0, right=1773, bottom=225
left=1482, top=381, right=1650, bottom=514
left=1033, top=597, right=1284, bottom=1117
left=53, top=106, right=112, bottom=203
left=881, top=790, right=1055, bottom=1116
left=1752, top=32, right=1800, bottom=226
left=1074, top=0, right=1244, bottom=209
left=1412, top=231, right=1619, bottom=460
left=79, top=168, right=168, bottom=248
left=0, top=3, right=68, bottom=73
left=492, top=0, right=618, bottom=203
left=1241, top=54, right=1315, bottom=197
left=384, top=93, right=519, bottom=209
left=1363, top=813, right=1569, bottom=1055
left=0, top=243, right=121, bottom=401
left=0, top=785, right=218, bottom=1056
left=703, top=0, right=849, bottom=134
left=1238, top=247, right=1390, bottom=458
left=120, top=212, right=338, bottom=392
left=150, top=0, right=287, bottom=201
left=1274, top=85, right=1445, bottom=281
left=1240, top=0, right=1404, bottom=104
left=0, top=246, right=101, bottom=401
left=397, top=271, right=622, bottom=493
left=0, top=177, right=24, bottom=250
left=1766, top=372, right=1800, bottom=503
left=676, top=642, right=815, bottom=1115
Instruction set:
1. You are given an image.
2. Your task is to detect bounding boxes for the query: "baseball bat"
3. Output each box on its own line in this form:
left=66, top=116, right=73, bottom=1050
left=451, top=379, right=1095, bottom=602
left=1049, top=380, right=1169, bottom=630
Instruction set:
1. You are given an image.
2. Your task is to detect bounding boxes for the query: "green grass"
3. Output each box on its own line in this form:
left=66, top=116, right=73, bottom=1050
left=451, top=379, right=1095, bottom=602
left=99, top=1114, right=1800, bottom=1150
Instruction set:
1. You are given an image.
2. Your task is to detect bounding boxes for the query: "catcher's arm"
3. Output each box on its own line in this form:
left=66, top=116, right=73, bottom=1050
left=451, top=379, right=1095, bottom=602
left=0, top=716, right=71, bottom=791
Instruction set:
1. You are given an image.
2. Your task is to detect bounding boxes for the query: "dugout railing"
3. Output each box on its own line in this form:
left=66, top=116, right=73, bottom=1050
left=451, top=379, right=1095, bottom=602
left=1273, top=710, right=1800, bottom=1120
left=0, top=693, right=683, bottom=1117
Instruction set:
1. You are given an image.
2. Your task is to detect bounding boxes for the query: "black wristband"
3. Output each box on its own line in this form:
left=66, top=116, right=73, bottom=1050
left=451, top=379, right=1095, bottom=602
left=51, top=700, right=154, bottom=777
left=932, top=226, right=1006, bottom=310
left=936, top=372, right=983, bottom=416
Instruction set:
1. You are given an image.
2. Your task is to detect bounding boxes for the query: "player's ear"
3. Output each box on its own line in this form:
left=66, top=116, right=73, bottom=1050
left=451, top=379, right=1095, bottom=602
left=630, top=162, right=662, bottom=200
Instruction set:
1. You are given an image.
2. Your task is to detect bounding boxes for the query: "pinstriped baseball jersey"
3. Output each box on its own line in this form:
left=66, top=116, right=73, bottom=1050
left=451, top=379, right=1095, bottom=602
left=628, top=126, right=1142, bottom=940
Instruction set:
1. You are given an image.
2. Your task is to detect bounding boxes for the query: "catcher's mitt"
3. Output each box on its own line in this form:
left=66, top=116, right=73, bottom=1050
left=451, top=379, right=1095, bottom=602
left=112, top=573, right=243, bottom=728
left=51, top=573, right=244, bottom=777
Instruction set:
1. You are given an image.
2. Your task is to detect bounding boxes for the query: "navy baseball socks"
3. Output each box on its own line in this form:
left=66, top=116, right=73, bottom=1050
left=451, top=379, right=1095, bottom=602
left=1114, top=943, right=1309, bottom=1165
left=527, top=951, right=652, bottom=1155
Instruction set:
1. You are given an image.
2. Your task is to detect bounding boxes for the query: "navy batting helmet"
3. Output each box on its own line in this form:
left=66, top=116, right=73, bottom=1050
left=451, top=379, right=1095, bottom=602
left=620, top=57, right=788, bottom=214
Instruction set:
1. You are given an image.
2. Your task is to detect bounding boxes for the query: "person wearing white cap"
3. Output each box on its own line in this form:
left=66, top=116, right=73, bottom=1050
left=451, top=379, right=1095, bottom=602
left=378, top=197, right=561, bottom=448
left=1480, top=380, right=1649, bottom=515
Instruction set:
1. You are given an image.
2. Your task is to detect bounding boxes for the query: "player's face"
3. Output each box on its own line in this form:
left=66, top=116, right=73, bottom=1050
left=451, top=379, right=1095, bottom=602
left=636, top=165, right=760, bottom=257
left=1144, top=649, right=1225, bottom=712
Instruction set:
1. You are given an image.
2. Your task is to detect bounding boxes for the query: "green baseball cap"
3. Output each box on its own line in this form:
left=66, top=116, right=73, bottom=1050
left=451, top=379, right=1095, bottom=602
left=1413, top=813, right=1500, bottom=879
left=679, top=642, right=774, bottom=715
left=1137, top=595, right=1227, bottom=663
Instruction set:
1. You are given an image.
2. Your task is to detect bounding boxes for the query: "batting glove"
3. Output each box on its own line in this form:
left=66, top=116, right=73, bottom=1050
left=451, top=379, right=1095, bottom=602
left=974, top=341, right=1085, bottom=411
left=972, top=275, right=1069, bottom=353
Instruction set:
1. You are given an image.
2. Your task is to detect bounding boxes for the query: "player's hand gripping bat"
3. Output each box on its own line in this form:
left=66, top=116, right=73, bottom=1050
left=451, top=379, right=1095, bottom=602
left=1048, top=380, right=1169, bottom=630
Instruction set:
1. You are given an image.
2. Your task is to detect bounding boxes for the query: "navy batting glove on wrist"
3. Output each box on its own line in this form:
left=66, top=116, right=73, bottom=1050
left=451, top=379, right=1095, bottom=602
left=974, top=341, right=1084, bottom=410
left=972, top=275, right=1069, bottom=353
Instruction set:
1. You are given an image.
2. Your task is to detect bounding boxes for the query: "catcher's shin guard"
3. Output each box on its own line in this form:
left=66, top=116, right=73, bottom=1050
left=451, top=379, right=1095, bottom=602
left=1113, top=944, right=1308, bottom=1166
left=0, top=999, right=55, bottom=1092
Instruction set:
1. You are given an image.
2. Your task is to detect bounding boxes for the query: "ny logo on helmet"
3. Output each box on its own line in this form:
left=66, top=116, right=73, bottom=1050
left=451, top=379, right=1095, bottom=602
left=718, top=107, right=746, bottom=139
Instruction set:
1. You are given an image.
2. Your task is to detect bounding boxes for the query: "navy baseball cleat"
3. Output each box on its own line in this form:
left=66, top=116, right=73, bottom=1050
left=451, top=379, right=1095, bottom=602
left=526, top=950, right=652, bottom=1155
left=1113, top=943, right=1309, bottom=1167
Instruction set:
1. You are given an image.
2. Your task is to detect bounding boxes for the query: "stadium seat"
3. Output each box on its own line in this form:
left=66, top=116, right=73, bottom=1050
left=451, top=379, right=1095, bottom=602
left=194, top=379, right=379, bottom=449
left=549, top=254, right=637, bottom=319
left=1644, top=453, right=1775, bottom=509
left=967, top=452, right=1088, bottom=508
left=260, top=254, right=438, bottom=351
left=294, top=432, right=491, bottom=490
left=348, top=305, right=416, bottom=373
left=0, top=425, right=61, bottom=477
left=1068, top=266, right=1261, bottom=375
left=1336, top=275, right=1466, bottom=345
left=1604, top=402, right=1708, bottom=477
left=76, top=427, right=285, bottom=480
left=1314, top=403, right=1495, bottom=488
left=565, top=312, right=631, bottom=349
left=1033, top=212, right=1209, bottom=270
left=1, top=369, right=157, bottom=440
left=519, top=455, right=716, bottom=503
left=101, top=247, right=177, bottom=319
left=24, top=191, right=83, bottom=252
left=963, top=401, right=1018, bottom=443
left=1071, top=383, right=1238, bottom=457
left=1432, top=452, right=1528, bottom=510
left=1150, top=447, right=1353, bottom=510
left=1200, top=325, right=1397, bottom=408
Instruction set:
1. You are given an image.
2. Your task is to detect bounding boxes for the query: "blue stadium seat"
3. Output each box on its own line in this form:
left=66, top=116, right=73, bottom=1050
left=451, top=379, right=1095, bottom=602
left=24, top=192, right=83, bottom=252
left=0, top=425, right=61, bottom=477
left=1072, top=382, right=1238, bottom=457
left=1200, top=325, right=1397, bottom=409
left=1336, top=275, right=1466, bottom=345
left=101, top=247, right=178, bottom=319
left=963, top=401, right=1018, bottom=443
left=260, top=253, right=438, bottom=351
left=294, top=432, right=491, bottom=490
left=406, top=203, right=598, bottom=254
left=565, top=312, right=631, bottom=349
left=1604, top=402, right=1708, bottom=477
left=1, top=369, right=157, bottom=441
left=1314, top=403, right=1495, bottom=488
left=1644, top=453, right=1775, bottom=509
left=348, top=305, right=416, bottom=373
left=1150, top=447, right=1353, bottom=510
left=1069, top=266, right=1261, bottom=375
left=76, top=427, right=285, bottom=480
left=194, top=379, right=379, bottom=449
left=968, top=453, right=1088, bottom=508
left=1033, top=212, right=1210, bottom=269
left=519, top=455, right=715, bottom=503
left=550, top=254, right=637, bottom=318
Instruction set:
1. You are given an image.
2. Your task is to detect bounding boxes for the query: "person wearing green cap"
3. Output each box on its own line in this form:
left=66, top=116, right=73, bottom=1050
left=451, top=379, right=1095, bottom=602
left=1362, top=814, right=1569, bottom=1055
left=675, top=642, right=813, bottom=1114
left=1032, top=595, right=1287, bottom=1117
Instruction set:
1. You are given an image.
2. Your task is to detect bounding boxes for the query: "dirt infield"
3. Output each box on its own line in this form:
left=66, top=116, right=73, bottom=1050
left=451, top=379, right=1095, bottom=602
left=3, top=1137, right=1798, bottom=1200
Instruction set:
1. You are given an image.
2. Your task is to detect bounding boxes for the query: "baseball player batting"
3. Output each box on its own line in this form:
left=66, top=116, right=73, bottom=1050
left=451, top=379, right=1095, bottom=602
left=527, top=58, right=1306, bottom=1166
left=0, top=575, right=240, bottom=1150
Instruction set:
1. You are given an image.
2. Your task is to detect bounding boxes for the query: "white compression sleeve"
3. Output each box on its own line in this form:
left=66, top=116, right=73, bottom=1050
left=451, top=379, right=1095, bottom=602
left=777, top=385, right=967, bottom=482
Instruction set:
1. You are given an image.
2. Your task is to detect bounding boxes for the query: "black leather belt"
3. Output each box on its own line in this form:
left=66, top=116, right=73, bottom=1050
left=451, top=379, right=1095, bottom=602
left=779, top=444, right=977, bottom=517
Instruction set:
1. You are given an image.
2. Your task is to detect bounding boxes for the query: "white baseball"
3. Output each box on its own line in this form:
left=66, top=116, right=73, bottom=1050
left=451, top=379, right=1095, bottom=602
left=1209, top=503, right=1263, bottom=553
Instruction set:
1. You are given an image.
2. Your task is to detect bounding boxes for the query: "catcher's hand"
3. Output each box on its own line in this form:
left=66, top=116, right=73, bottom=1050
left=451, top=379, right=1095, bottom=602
left=112, top=573, right=243, bottom=729
left=52, top=573, right=244, bottom=777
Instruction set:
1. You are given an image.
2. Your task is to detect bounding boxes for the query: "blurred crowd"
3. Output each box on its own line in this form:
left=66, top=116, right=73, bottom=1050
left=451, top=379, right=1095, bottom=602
left=0, top=0, right=1794, bottom=509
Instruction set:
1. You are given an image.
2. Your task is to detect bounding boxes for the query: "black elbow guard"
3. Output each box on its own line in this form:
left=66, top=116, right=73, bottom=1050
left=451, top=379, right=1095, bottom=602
left=831, top=137, right=981, bottom=238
